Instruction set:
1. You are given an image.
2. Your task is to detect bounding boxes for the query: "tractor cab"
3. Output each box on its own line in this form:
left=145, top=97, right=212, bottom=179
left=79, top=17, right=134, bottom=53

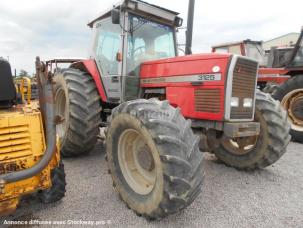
left=267, top=46, right=294, bottom=68
left=212, top=40, right=268, bottom=67
left=88, top=0, right=182, bottom=102
left=212, top=28, right=303, bottom=70
left=287, top=27, right=303, bottom=68
left=267, top=27, right=303, bottom=68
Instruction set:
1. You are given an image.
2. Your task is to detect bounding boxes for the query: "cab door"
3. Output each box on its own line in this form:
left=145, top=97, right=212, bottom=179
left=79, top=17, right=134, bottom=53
left=93, top=18, right=122, bottom=103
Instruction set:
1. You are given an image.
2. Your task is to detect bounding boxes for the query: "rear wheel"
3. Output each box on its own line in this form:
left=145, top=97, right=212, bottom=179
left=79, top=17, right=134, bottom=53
left=213, top=91, right=291, bottom=170
left=54, top=68, right=101, bottom=157
left=39, top=161, right=66, bottom=203
left=272, top=76, right=303, bottom=143
left=106, top=99, right=204, bottom=220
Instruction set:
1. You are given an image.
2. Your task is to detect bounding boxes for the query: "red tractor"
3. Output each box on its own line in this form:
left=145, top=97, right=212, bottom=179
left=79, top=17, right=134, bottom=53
left=38, top=0, right=290, bottom=219
left=212, top=27, right=303, bottom=143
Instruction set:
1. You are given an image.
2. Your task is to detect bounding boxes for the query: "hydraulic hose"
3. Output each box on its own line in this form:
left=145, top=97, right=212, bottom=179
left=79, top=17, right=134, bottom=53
left=0, top=57, right=56, bottom=183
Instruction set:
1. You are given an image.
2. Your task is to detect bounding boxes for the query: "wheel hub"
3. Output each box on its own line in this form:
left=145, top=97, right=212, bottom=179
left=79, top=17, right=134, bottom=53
left=222, top=136, right=258, bottom=155
left=290, top=95, right=303, bottom=122
left=136, top=146, right=155, bottom=172
left=118, top=129, right=156, bottom=195
left=282, top=89, right=303, bottom=131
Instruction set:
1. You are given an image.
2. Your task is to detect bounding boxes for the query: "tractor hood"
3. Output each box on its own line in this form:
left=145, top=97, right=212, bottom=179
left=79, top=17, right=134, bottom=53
left=140, top=53, right=232, bottom=86
left=140, top=53, right=258, bottom=122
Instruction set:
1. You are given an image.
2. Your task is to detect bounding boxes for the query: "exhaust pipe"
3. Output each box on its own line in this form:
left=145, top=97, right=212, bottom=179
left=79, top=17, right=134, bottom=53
left=0, top=57, right=57, bottom=183
left=185, top=0, right=195, bottom=55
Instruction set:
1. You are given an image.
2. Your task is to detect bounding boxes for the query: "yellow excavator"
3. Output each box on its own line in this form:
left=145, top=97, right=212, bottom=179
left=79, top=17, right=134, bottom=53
left=0, top=57, right=66, bottom=215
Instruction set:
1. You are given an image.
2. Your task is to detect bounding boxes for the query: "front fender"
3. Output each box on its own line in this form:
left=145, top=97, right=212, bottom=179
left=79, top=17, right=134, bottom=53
left=70, top=60, right=107, bottom=102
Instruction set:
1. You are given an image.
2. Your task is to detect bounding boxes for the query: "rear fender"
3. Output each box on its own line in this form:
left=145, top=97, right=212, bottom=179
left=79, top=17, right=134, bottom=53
left=258, top=68, right=290, bottom=84
left=70, top=60, right=107, bottom=102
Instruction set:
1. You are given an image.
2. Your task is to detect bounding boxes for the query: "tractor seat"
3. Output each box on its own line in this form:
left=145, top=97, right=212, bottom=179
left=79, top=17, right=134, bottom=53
left=0, top=58, right=16, bottom=108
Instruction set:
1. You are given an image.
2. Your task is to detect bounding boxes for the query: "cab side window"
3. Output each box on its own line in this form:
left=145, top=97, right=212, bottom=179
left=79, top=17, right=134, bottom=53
left=94, top=19, right=121, bottom=75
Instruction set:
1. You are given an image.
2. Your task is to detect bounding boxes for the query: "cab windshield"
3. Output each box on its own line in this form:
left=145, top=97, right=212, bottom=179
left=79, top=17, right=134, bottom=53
left=126, top=14, right=176, bottom=76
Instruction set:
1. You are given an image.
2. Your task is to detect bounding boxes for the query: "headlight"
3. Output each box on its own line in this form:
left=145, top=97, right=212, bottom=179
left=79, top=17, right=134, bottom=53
left=231, top=97, right=239, bottom=107
left=243, top=98, right=253, bottom=108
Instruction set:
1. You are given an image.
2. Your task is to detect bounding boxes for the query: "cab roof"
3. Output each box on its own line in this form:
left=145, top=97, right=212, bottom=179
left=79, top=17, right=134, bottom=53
left=212, top=39, right=263, bottom=49
left=88, top=0, right=180, bottom=28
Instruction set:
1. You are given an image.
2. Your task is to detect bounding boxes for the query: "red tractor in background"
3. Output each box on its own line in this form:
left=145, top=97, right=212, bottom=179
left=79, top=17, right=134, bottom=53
left=37, top=0, right=290, bottom=220
left=212, top=27, right=303, bottom=143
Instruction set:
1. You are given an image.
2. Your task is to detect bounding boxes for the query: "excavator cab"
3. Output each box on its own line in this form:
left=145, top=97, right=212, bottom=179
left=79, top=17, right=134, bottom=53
left=0, top=59, right=16, bottom=108
left=0, top=58, right=66, bottom=216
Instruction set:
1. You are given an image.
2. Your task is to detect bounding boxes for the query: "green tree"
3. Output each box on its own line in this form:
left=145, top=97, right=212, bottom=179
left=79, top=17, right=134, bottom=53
left=19, top=69, right=29, bottom=77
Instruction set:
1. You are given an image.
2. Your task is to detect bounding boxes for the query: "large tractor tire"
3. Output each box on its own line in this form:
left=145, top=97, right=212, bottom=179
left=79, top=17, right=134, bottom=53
left=213, top=91, right=291, bottom=170
left=106, top=99, right=204, bottom=220
left=272, top=76, right=303, bottom=143
left=54, top=68, right=101, bottom=157
left=39, top=161, right=66, bottom=203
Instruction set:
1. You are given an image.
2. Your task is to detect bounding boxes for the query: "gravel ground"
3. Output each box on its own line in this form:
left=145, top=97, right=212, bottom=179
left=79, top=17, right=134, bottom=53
left=1, top=142, right=303, bottom=228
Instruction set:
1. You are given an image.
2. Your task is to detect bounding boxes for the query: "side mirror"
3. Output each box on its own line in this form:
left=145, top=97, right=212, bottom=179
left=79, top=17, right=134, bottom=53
left=111, top=9, right=120, bottom=24
left=116, top=52, right=122, bottom=62
left=174, top=17, right=183, bottom=27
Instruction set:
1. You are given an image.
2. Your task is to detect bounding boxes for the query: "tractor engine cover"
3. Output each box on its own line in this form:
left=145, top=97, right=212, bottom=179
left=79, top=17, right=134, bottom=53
left=140, top=53, right=259, bottom=122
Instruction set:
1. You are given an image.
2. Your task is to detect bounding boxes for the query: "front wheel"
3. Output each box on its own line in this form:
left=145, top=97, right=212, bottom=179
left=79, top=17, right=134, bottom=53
left=213, top=91, right=291, bottom=170
left=272, top=76, right=303, bottom=143
left=106, top=99, right=204, bottom=220
left=39, top=161, right=66, bottom=203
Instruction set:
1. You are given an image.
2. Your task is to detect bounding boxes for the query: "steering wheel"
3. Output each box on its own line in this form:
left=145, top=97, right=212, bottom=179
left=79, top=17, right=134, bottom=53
left=98, top=54, right=118, bottom=74
left=133, top=46, right=146, bottom=61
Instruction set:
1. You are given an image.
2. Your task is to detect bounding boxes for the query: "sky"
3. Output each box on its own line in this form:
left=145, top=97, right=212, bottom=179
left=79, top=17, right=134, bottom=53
left=0, top=0, right=302, bottom=74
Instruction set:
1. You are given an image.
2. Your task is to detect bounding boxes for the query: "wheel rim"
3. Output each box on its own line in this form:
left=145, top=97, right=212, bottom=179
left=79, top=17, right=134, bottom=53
left=118, top=129, right=156, bottom=195
left=55, top=88, right=67, bottom=140
left=221, top=135, right=258, bottom=155
left=281, top=89, right=303, bottom=132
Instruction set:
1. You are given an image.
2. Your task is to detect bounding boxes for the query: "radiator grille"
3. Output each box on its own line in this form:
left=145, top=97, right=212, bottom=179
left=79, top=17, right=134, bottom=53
left=230, top=58, right=258, bottom=119
left=194, top=89, right=221, bottom=113
left=0, top=125, right=32, bottom=162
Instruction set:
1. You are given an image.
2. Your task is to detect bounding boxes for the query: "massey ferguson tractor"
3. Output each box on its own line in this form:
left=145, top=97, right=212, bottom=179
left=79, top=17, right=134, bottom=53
left=212, top=27, right=303, bottom=143
left=41, top=0, right=290, bottom=220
